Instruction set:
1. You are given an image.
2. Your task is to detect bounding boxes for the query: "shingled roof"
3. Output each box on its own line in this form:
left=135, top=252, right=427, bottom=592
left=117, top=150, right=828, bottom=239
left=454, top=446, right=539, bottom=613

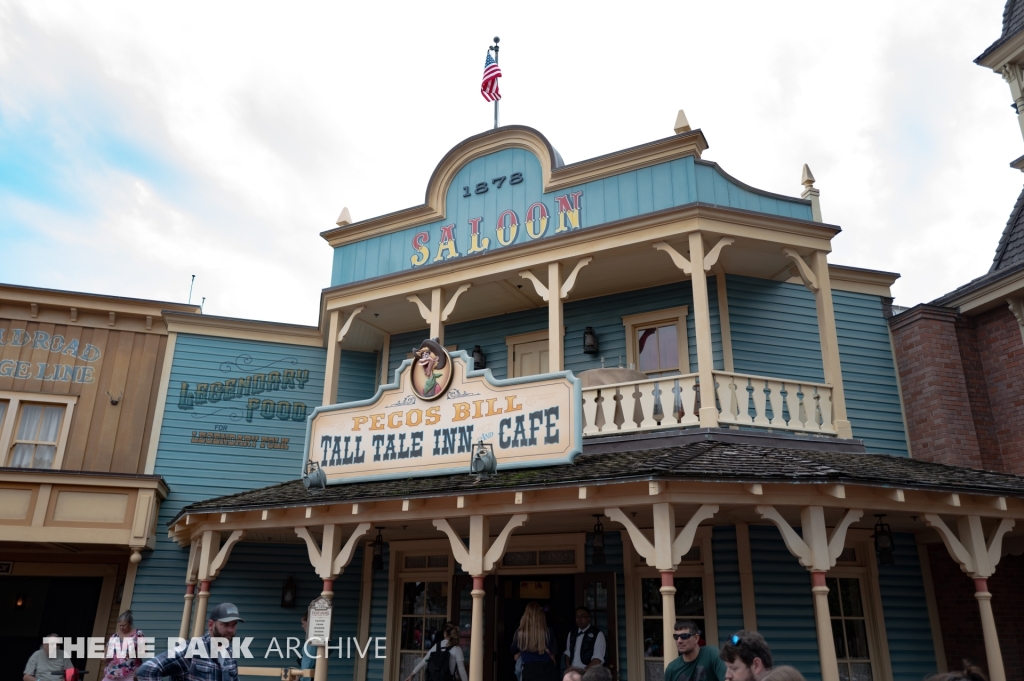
left=170, top=438, right=1024, bottom=524
left=976, top=0, right=1024, bottom=62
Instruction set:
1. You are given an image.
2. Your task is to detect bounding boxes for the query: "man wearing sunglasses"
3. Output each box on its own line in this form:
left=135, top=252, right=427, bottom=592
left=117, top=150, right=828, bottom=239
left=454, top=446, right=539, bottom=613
left=663, top=620, right=726, bottom=681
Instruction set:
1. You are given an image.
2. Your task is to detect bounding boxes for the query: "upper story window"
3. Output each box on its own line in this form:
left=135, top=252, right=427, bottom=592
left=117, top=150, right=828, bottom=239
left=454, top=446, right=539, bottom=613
left=622, top=307, right=690, bottom=378
left=0, top=392, right=76, bottom=470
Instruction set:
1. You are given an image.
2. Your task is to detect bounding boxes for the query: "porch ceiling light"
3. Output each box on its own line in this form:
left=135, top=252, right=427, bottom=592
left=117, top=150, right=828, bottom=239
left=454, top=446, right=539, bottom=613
left=472, top=345, right=487, bottom=370
left=281, top=575, right=297, bottom=608
left=372, top=527, right=385, bottom=571
left=872, top=514, right=895, bottom=566
left=583, top=327, right=599, bottom=355
left=592, top=514, right=606, bottom=566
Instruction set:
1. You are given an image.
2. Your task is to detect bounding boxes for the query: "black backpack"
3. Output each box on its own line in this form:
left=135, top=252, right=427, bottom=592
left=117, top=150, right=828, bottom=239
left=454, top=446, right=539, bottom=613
left=425, top=643, right=454, bottom=681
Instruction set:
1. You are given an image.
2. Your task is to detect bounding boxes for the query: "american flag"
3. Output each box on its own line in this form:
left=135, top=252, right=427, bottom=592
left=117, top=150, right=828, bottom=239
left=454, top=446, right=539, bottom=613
left=481, top=51, right=502, bottom=102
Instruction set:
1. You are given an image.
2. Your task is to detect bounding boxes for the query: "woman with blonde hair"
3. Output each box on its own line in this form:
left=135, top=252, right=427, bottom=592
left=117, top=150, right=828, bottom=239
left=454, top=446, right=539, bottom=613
left=761, top=666, right=807, bottom=681
left=511, top=602, right=557, bottom=681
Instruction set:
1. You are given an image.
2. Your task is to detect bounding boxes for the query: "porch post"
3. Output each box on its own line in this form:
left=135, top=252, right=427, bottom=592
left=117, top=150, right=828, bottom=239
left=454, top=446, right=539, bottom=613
left=192, top=580, right=212, bottom=637
left=756, top=505, right=863, bottom=681
left=659, top=571, right=677, bottom=665
left=808, top=252, right=852, bottom=439
left=605, top=503, right=718, bottom=670
left=434, top=514, right=528, bottom=681
left=180, top=583, right=196, bottom=639
left=323, top=310, right=342, bottom=406
left=295, top=523, right=371, bottom=681
left=191, top=529, right=245, bottom=638
left=925, top=514, right=1014, bottom=681
left=548, top=262, right=564, bottom=371
left=470, top=575, right=487, bottom=681
left=315, top=579, right=335, bottom=681
left=687, top=234, right=718, bottom=428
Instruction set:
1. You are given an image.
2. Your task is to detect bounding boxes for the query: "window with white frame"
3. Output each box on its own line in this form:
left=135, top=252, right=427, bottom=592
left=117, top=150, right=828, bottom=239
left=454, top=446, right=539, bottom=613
left=640, top=576, right=705, bottom=681
left=399, top=580, right=450, bottom=681
left=0, top=392, right=76, bottom=470
left=827, top=577, right=874, bottom=681
left=622, top=307, right=690, bottom=377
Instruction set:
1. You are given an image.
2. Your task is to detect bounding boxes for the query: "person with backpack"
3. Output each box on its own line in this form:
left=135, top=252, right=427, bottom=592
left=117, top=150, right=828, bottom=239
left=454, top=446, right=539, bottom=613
left=403, top=622, right=467, bottom=681
left=511, top=602, right=558, bottom=681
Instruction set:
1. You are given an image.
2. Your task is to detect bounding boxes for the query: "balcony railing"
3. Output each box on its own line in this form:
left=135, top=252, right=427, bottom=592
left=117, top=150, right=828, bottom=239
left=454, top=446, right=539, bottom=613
left=581, top=371, right=836, bottom=436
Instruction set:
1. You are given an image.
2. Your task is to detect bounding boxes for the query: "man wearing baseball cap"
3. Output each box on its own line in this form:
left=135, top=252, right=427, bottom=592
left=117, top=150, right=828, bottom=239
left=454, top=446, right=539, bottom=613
left=136, top=603, right=245, bottom=681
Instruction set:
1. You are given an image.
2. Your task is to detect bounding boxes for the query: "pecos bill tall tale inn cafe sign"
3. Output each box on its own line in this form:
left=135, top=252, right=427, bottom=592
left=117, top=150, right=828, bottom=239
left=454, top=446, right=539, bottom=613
left=306, top=340, right=581, bottom=485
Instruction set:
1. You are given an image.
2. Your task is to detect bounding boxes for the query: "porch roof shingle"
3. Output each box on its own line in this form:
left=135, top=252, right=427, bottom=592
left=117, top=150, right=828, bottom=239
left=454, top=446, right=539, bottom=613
left=170, top=439, right=1024, bottom=524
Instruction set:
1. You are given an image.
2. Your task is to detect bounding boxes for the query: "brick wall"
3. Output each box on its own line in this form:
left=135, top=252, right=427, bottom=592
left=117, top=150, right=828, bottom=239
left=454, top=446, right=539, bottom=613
left=888, top=306, right=984, bottom=468
left=954, top=315, right=1004, bottom=472
left=974, top=306, right=1024, bottom=474
left=927, top=543, right=1024, bottom=678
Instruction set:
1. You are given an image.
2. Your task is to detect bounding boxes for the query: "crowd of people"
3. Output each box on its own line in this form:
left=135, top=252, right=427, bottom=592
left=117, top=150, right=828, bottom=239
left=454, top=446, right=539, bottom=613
left=23, top=601, right=990, bottom=681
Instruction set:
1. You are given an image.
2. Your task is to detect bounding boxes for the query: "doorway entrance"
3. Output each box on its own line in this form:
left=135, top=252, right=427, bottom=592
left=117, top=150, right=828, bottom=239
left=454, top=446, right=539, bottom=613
left=496, top=575, right=575, bottom=681
left=0, top=576, right=103, bottom=681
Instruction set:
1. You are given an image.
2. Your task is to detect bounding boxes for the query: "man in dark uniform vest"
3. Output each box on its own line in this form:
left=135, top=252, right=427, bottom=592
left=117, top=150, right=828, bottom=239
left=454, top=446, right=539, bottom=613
left=563, top=607, right=606, bottom=670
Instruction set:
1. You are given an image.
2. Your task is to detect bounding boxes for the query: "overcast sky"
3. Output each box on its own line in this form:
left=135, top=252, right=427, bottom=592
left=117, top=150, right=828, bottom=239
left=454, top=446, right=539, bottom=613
left=1, top=1, right=1021, bottom=325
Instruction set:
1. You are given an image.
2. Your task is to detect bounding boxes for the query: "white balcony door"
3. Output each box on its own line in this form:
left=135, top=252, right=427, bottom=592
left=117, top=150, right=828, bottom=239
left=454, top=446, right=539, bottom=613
left=513, top=339, right=549, bottom=377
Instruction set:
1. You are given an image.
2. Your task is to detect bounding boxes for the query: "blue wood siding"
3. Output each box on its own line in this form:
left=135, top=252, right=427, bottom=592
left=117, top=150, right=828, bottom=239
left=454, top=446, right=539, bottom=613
left=338, top=350, right=379, bottom=404
left=366, top=544, right=391, bottom=681
left=712, top=526, right=744, bottom=643
left=878, top=533, right=938, bottom=680
left=832, top=290, right=909, bottom=456
left=586, top=531, right=628, bottom=681
left=727, top=275, right=824, bottom=383
left=387, top=281, right=723, bottom=382
left=749, top=525, right=821, bottom=681
left=331, top=149, right=812, bottom=287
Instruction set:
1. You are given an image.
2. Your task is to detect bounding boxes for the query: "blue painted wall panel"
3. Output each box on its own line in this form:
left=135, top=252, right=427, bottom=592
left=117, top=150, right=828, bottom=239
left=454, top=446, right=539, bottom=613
left=586, top=531, right=627, bottom=681
left=878, top=533, right=938, bottom=680
left=712, top=526, right=744, bottom=643
left=338, top=350, right=379, bottom=404
left=727, top=275, right=824, bottom=383
left=832, top=290, right=909, bottom=456
left=331, top=150, right=811, bottom=287
left=132, top=334, right=379, bottom=661
left=387, top=281, right=724, bottom=383
left=366, top=545, right=391, bottom=681
left=749, top=525, right=821, bottom=681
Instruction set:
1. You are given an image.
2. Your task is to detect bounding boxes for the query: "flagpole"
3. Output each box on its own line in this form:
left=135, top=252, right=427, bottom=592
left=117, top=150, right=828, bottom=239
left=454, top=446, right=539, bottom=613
left=491, top=36, right=500, bottom=129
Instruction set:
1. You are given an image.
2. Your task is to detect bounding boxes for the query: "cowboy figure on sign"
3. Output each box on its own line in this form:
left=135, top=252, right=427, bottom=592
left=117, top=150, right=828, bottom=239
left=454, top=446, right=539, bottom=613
left=412, top=338, right=452, bottom=399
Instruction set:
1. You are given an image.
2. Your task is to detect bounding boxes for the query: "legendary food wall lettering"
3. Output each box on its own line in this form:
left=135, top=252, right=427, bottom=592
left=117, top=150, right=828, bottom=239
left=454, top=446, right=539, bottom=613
left=177, top=353, right=312, bottom=425
left=306, top=343, right=581, bottom=484
left=0, top=327, right=103, bottom=383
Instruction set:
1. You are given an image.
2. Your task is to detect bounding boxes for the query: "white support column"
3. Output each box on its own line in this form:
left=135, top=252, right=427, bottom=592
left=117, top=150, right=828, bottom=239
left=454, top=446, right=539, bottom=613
left=756, top=506, right=862, bottom=681
left=549, top=262, right=564, bottom=371
left=179, top=538, right=201, bottom=639
left=192, top=529, right=245, bottom=637
left=606, top=503, right=718, bottom=668
left=809, top=251, right=852, bottom=439
left=295, top=523, right=371, bottom=681
left=688, top=234, right=718, bottom=427
left=324, top=310, right=341, bottom=406
left=434, top=514, right=528, bottom=681
left=924, top=514, right=1015, bottom=681
left=408, top=286, right=471, bottom=346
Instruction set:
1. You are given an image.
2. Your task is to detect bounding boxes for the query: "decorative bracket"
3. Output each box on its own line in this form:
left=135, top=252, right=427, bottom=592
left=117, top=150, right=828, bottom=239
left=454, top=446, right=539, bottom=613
left=519, top=270, right=551, bottom=301
left=434, top=514, right=528, bottom=576
left=559, top=258, right=593, bottom=299
left=407, top=295, right=434, bottom=324
left=702, top=238, right=734, bottom=271
left=186, top=537, right=202, bottom=584
left=924, top=514, right=1014, bottom=579
left=1009, top=298, right=1024, bottom=342
left=605, top=503, right=718, bottom=570
left=441, top=284, right=472, bottom=322
left=295, top=523, right=372, bottom=580
left=782, top=249, right=819, bottom=292
left=206, top=530, right=245, bottom=579
left=483, top=514, right=528, bottom=571
left=337, top=307, right=365, bottom=343
left=756, top=505, right=861, bottom=571
left=654, top=237, right=733, bottom=275
left=652, top=242, right=692, bottom=275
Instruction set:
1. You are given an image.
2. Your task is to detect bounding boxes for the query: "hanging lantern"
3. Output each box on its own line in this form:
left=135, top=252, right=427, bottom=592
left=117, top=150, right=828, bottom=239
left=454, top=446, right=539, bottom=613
left=872, top=514, right=895, bottom=565
left=472, top=345, right=487, bottom=370
left=372, top=528, right=385, bottom=571
left=280, top=575, right=297, bottom=608
left=583, top=327, right=599, bottom=355
left=592, top=514, right=606, bottom=566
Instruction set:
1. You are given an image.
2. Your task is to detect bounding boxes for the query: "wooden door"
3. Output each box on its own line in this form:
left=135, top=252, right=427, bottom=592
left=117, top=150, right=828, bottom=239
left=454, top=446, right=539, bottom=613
left=576, top=573, right=618, bottom=678
left=513, top=339, right=549, bottom=377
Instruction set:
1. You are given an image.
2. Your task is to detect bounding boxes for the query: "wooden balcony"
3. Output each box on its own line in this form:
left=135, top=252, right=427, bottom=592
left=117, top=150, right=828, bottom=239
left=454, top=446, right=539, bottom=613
left=582, top=371, right=837, bottom=436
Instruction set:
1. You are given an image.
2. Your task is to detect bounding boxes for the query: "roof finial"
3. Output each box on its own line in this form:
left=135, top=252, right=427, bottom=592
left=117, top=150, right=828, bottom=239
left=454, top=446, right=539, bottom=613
left=336, top=207, right=353, bottom=227
left=673, top=109, right=691, bottom=134
left=800, top=164, right=822, bottom=222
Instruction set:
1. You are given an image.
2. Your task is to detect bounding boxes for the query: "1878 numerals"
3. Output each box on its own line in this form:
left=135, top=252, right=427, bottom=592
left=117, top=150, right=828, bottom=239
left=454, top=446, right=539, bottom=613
left=463, top=172, right=523, bottom=197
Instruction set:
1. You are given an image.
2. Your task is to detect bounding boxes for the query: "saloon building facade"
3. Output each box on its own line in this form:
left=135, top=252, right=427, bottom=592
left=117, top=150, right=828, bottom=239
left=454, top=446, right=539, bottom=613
left=108, top=110, right=1024, bottom=681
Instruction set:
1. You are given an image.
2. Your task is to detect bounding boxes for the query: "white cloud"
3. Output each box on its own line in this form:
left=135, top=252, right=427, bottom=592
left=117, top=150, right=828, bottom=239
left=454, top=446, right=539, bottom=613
left=1, top=0, right=1021, bottom=323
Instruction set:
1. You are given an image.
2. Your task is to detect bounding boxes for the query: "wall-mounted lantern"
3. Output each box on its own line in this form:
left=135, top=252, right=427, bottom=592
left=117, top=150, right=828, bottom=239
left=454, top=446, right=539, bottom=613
left=372, top=528, right=385, bottom=571
left=472, top=346, right=487, bottom=370
left=280, top=575, right=297, bottom=608
left=592, top=514, right=606, bottom=566
left=583, top=327, right=599, bottom=355
left=872, top=514, right=895, bottom=565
